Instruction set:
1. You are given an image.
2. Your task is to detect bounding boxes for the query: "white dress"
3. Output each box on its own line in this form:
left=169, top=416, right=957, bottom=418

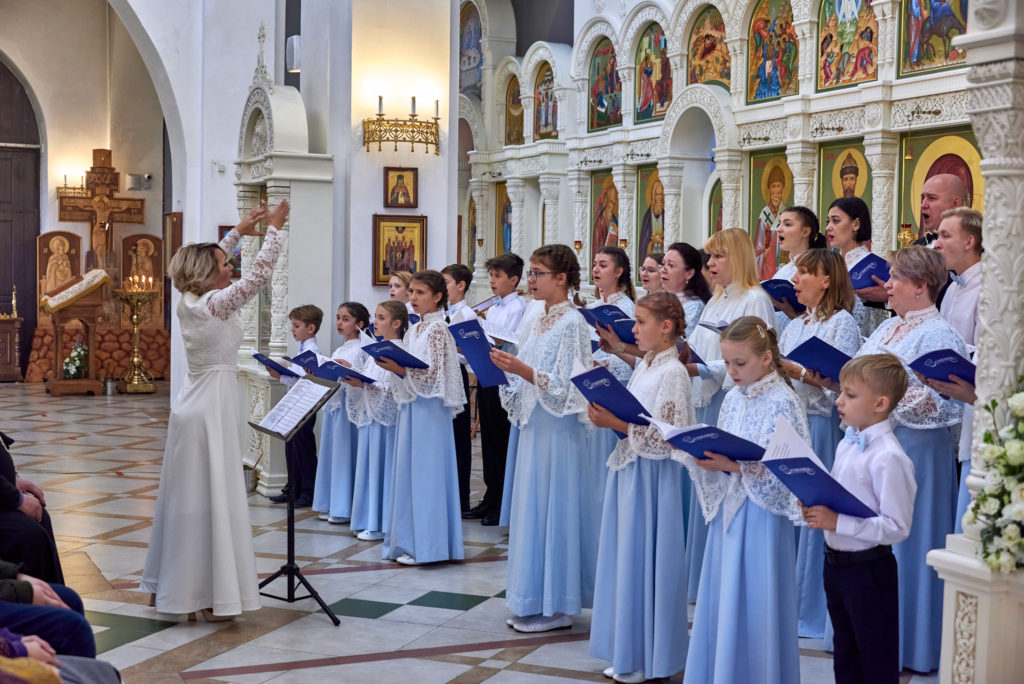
left=141, top=226, right=283, bottom=616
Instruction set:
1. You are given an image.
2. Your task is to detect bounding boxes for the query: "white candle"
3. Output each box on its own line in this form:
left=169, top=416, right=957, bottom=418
left=411, top=96, right=416, bottom=116
left=378, top=96, right=383, bottom=115
left=435, top=100, right=439, bottom=118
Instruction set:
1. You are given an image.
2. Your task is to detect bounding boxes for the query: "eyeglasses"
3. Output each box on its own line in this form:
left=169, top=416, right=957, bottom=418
left=639, top=266, right=660, bottom=275
left=526, top=270, right=554, bottom=280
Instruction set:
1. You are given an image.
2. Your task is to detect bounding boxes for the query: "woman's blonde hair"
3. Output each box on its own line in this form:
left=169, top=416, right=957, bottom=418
left=169, top=242, right=222, bottom=296
left=720, top=315, right=790, bottom=386
left=794, top=249, right=856, bottom=320
left=890, top=245, right=947, bottom=302
left=704, top=228, right=759, bottom=297
left=389, top=271, right=413, bottom=287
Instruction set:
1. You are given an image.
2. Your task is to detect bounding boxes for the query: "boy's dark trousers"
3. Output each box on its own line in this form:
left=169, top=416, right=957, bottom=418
left=453, top=364, right=472, bottom=511
left=823, top=544, right=900, bottom=684
left=477, top=384, right=510, bottom=513
left=285, top=419, right=318, bottom=501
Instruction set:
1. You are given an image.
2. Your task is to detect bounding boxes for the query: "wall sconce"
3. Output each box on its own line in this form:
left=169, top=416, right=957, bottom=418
left=363, top=96, right=441, bottom=155
left=57, top=174, right=88, bottom=198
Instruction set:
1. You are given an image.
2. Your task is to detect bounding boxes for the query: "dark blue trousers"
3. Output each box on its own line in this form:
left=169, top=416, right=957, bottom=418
left=0, top=583, right=95, bottom=658
left=285, top=418, right=318, bottom=500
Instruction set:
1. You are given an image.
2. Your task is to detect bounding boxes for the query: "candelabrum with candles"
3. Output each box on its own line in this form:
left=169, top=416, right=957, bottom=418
left=362, top=96, right=441, bottom=155
left=113, top=275, right=158, bottom=393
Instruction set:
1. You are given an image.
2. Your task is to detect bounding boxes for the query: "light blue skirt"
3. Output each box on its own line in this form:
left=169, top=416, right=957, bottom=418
left=683, top=499, right=800, bottom=684
left=506, top=406, right=597, bottom=617
left=589, top=457, right=689, bottom=679
left=954, top=459, right=971, bottom=535
left=892, top=424, right=957, bottom=673
left=312, top=405, right=359, bottom=518
left=350, top=422, right=396, bottom=533
left=685, top=388, right=726, bottom=601
left=498, top=425, right=520, bottom=527
left=382, top=398, right=464, bottom=563
left=581, top=427, right=615, bottom=580
left=796, top=409, right=843, bottom=639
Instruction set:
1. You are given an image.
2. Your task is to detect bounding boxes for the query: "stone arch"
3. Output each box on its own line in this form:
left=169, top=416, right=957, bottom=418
left=657, top=83, right=738, bottom=155
left=458, top=94, right=485, bottom=155
left=620, top=2, right=673, bottom=57
left=493, top=56, right=522, bottom=105
left=571, top=18, right=622, bottom=80
left=521, top=42, right=572, bottom=93
left=672, top=1, right=732, bottom=51
left=730, top=0, right=807, bottom=43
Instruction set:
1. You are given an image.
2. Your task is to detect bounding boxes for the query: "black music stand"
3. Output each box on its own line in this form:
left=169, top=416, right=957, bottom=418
left=249, top=375, right=341, bottom=625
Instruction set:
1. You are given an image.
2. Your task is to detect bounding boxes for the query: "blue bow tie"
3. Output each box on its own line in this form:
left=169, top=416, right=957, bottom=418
left=843, top=426, right=867, bottom=452
left=950, top=271, right=965, bottom=287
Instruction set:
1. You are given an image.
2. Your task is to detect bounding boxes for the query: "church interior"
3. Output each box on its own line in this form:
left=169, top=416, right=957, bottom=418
left=1, top=0, right=1022, bottom=682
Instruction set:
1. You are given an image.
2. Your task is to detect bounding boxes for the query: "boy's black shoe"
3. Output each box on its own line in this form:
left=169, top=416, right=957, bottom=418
left=462, top=502, right=488, bottom=519
left=481, top=511, right=499, bottom=526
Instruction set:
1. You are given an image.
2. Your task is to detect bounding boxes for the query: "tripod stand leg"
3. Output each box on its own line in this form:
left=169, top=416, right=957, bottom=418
left=295, top=570, right=341, bottom=625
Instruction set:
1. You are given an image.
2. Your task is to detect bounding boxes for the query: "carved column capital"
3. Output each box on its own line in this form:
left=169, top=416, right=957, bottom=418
left=862, top=132, right=900, bottom=253
left=714, top=147, right=743, bottom=230
left=611, top=164, right=636, bottom=262
left=785, top=141, right=817, bottom=211
left=265, top=182, right=291, bottom=357
left=539, top=174, right=561, bottom=245
left=792, top=20, right=817, bottom=95
left=506, top=178, right=527, bottom=258
left=657, top=159, right=685, bottom=246
left=724, top=38, right=748, bottom=110
left=520, top=94, right=535, bottom=144
left=566, top=169, right=590, bottom=274
left=870, top=0, right=900, bottom=78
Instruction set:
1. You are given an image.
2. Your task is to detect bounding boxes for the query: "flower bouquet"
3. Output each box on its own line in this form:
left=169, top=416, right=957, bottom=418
left=62, top=341, right=88, bottom=380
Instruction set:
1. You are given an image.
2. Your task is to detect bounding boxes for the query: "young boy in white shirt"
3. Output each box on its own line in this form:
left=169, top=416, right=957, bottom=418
left=801, top=353, right=917, bottom=684
left=442, top=263, right=476, bottom=513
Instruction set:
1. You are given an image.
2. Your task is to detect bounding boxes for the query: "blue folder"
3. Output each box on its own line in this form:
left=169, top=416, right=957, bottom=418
left=848, top=253, right=891, bottom=290
left=675, top=338, right=705, bottom=366
left=449, top=319, right=509, bottom=388
left=785, top=336, right=852, bottom=383
left=571, top=365, right=650, bottom=439
left=312, top=360, right=376, bottom=385
left=762, top=279, right=806, bottom=313
left=764, top=457, right=877, bottom=518
left=591, top=340, right=600, bottom=353
left=408, top=313, right=420, bottom=325
left=662, top=425, right=765, bottom=461
left=910, top=349, right=976, bottom=385
left=361, top=340, right=429, bottom=370
left=252, top=352, right=300, bottom=378
left=284, top=349, right=320, bottom=372
left=579, top=306, right=637, bottom=345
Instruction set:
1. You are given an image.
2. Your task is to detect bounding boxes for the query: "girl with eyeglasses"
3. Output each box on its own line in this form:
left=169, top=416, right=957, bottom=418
left=638, top=252, right=664, bottom=294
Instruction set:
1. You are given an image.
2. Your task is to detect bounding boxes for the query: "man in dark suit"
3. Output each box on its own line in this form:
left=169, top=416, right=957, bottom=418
left=0, top=432, right=63, bottom=584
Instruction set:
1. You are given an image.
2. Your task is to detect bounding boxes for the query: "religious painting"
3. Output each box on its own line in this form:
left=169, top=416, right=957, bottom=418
left=749, top=149, right=794, bottom=279
left=687, top=6, right=731, bottom=90
left=636, top=165, right=664, bottom=268
left=708, top=178, right=724, bottom=236
left=217, top=225, right=242, bottom=278
left=372, top=214, right=428, bottom=286
left=590, top=170, right=619, bottom=263
left=494, top=182, right=512, bottom=256
left=898, top=126, right=983, bottom=240
left=817, top=140, right=872, bottom=220
left=534, top=63, right=558, bottom=140
left=120, top=234, right=164, bottom=328
left=635, top=23, right=672, bottom=124
left=383, top=167, right=418, bottom=209
left=466, top=197, right=477, bottom=268
left=747, top=0, right=799, bottom=104
left=899, top=0, right=967, bottom=77
left=459, top=2, right=483, bottom=99
left=817, top=0, right=879, bottom=91
left=588, top=37, right=623, bottom=132
left=505, top=77, right=524, bottom=146
left=37, top=231, right=81, bottom=326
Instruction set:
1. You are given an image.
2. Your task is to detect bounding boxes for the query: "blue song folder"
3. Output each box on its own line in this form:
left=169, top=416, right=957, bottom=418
left=311, top=360, right=376, bottom=385
left=284, top=349, right=320, bottom=371
left=361, top=341, right=429, bottom=370
left=697, top=319, right=729, bottom=334
left=648, top=418, right=765, bottom=461
left=449, top=319, right=509, bottom=388
left=785, top=336, right=853, bottom=383
left=408, top=313, right=420, bottom=325
left=571, top=361, right=650, bottom=439
left=579, top=306, right=637, bottom=345
left=761, top=279, right=806, bottom=313
left=765, top=458, right=877, bottom=518
left=848, top=253, right=891, bottom=290
left=910, top=349, right=976, bottom=385
left=675, top=338, right=705, bottom=366
left=252, top=352, right=300, bottom=378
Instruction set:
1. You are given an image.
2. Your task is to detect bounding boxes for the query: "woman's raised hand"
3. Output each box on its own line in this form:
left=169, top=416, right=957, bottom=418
left=267, top=199, right=291, bottom=229
left=236, top=203, right=268, bottom=237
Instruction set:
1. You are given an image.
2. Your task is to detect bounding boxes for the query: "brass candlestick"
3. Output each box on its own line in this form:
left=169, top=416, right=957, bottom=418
left=897, top=223, right=915, bottom=249
left=114, top=276, right=158, bottom=394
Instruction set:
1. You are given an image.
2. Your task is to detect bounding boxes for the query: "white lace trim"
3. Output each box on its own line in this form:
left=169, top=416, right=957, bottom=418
left=392, top=310, right=466, bottom=417
left=207, top=227, right=283, bottom=320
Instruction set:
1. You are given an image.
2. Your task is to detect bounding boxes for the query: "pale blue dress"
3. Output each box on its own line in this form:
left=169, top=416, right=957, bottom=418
left=684, top=283, right=776, bottom=600
left=500, top=300, right=596, bottom=617
left=312, top=337, right=368, bottom=519
left=348, top=351, right=399, bottom=534
left=778, top=306, right=861, bottom=638
left=381, top=311, right=466, bottom=563
left=589, top=348, right=695, bottom=679
left=683, top=372, right=810, bottom=684
left=854, top=305, right=966, bottom=672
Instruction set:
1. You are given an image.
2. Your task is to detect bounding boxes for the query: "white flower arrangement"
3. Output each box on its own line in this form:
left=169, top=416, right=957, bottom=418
left=62, top=341, right=88, bottom=380
left=969, top=382, right=1024, bottom=573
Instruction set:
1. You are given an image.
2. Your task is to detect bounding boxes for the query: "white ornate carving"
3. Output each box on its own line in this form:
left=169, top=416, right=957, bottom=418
left=863, top=132, right=899, bottom=253
left=657, top=84, right=738, bottom=156
left=973, top=0, right=1008, bottom=30
left=248, top=379, right=269, bottom=464
left=567, top=170, right=589, bottom=273
left=251, top=22, right=274, bottom=94
left=952, top=592, right=978, bottom=684
left=594, top=0, right=606, bottom=13
left=809, top=108, right=864, bottom=139
left=667, top=0, right=723, bottom=61
left=570, top=144, right=614, bottom=169
left=864, top=102, right=882, bottom=128
left=458, top=94, right=486, bottom=153
left=714, top=149, right=743, bottom=230
left=620, top=3, right=671, bottom=57
left=539, top=174, right=561, bottom=244
left=738, top=119, right=785, bottom=148
left=522, top=43, right=558, bottom=88
left=518, top=155, right=547, bottom=177
left=248, top=157, right=273, bottom=180
left=892, top=92, right=970, bottom=129
left=506, top=179, right=527, bottom=259
left=786, top=114, right=803, bottom=139
left=238, top=87, right=274, bottom=158
left=571, top=19, right=620, bottom=80
left=790, top=0, right=811, bottom=23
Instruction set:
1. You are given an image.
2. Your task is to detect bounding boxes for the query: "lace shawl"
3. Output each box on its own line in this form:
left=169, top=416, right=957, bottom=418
left=391, top=311, right=466, bottom=416
left=686, top=373, right=811, bottom=529
left=688, top=284, right=776, bottom=406
left=499, top=300, right=593, bottom=428
left=857, top=306, right=966, bottom=429
left=679, top=296, right=706, bottom=339
left=346, top=350, right=401, bottom=427
left=607, top=348, right=696, bottom=470
left=779, top=308, right=862, bottom=416
left=590, top=292, right=635, bottom=385
left=322, top=338, right=367, bottom=413
left=207, top=227, right=283, bottom=320
left=845, top=245, right=891, bottom=337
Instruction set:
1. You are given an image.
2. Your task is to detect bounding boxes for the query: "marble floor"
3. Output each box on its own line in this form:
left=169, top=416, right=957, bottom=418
left=1, top=383, right=938, bottom=684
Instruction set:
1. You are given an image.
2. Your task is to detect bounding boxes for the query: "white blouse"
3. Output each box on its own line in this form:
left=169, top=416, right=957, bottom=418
left=778, top=308, right=862, bottom=417
left=391, top=310, right=466, bottom=417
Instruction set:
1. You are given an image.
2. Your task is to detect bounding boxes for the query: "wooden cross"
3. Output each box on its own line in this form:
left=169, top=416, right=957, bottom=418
left=58, top=149, right=145, bottom=273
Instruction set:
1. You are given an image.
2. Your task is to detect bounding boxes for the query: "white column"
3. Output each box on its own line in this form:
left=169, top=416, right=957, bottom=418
left=266, top=181, right=290, bottom=358
left=926, top=7, right=1024, bottom=683
left=793, top=20, right=817, bottom=95
left=612, top=162, right=635, bottom=260
left=521, top=94, right=535, bottom=144
left=618, top=65, right=635, bottom=129
left=469, top=178, right=490, bottom=302
left=538, top=173, right=560, bottom=245
left=658, top=159, right=685, bottom=246
left=725, top=38, right=748, bottom=110
left=714, top=148, right=743, bottom=231
left=871, top=0, right=900, bottom=81
left=236, top=186, right=261, bottom=354
left=862, top=131, right=900, bottom=252
left=785, top=140, right=817, bottom=211
left=567, top=169, right=589, bottom=275
left=506, top=177, right=527, bottom=258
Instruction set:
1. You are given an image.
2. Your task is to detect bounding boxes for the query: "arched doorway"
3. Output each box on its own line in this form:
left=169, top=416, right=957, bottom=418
left=668, top=106, right=716, bottom=245
left=0, top=59, right=40, bottom=376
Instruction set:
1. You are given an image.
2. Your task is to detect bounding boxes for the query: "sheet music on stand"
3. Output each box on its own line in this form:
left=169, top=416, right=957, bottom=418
left=248, top=375, right=340, bottom=442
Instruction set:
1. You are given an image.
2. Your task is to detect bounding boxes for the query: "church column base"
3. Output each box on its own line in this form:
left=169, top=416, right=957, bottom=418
left=927, top=540, right=1024, bottom=684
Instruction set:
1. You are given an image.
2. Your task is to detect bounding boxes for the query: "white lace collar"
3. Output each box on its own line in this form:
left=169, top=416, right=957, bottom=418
left=737, top=371, right=785, bottom=399
left=899, top=304, right=939, bottom=326
left=419, top=310, right=446, bottom=325
left=643, top=346, right=679, bottom=369
left=541, top=299, right=574, bottom=320
left=602, top=290, right=629, bottom=306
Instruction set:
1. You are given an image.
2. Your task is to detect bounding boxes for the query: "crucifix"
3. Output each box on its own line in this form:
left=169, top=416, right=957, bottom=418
left=58, top=149, right=145, bottom=275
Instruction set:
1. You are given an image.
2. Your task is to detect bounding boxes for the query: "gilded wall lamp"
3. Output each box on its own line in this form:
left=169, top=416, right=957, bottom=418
left=363, top=97, right=441, bottom=155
